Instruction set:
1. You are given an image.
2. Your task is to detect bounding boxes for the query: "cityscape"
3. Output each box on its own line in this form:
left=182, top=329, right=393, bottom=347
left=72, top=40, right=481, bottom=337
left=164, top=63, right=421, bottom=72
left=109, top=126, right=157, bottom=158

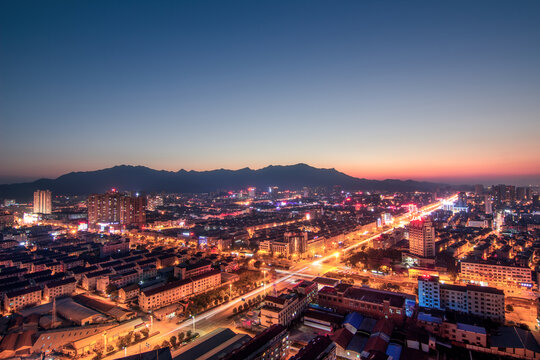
left=1, top=1, right=540, bottom=360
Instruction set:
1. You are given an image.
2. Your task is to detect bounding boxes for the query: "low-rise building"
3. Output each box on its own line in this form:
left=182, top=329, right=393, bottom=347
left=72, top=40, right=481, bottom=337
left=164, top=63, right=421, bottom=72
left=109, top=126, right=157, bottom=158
left=43, top=277, right=76, bottom=301
left=460, top=259, right=533, bottom=289
left=119, top=284, right=140, bottom=303
left=224, top=324, right=289, bottom=360
left=290, top=335, right=336, bottom=360
left=138, top=270, right=221, bottom=312
left=4, top=286, right=42, bottom=313
left=260, top=293, right=306, bottom=327
left=317, top=284, right=414, bottom=322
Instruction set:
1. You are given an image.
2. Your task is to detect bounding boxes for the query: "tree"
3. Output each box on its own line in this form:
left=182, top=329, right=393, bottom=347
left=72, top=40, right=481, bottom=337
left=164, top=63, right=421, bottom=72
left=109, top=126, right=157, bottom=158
left=186, top=330, right=192, bottom=338
left=253, top=260, right=262, bottom=269
left=233, top=307, right=237, bottom=314
left=506, top=304, right=514, bottom=312
left=105, top=284, right=117, bottom=294
left=106, top=345, right=114, bottom=353
left=161, top=340, right=171, bottom=348
left=178, top=332, right=185, bottom=342
left=170, top=336, right=177, bottom=348
left=141, top=328, right=149, bottom=338
left=133, top=332, right=142, bottom=342
left=93, top=349, right=103, bottom=360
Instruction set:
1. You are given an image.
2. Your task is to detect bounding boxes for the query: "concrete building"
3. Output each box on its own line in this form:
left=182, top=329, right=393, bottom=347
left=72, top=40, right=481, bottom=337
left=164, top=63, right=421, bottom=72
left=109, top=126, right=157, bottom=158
left=174, top=259, right=213, bottom=279
left=33, top=190, right=52, bottom=214
left=417, top=276, right=440, bottom=309
left=260, top=280, right=317, bottom=327
left=224, top=324, right=289, bottom=360
left=417, top=276, right=505, bottom=322
left=139, top=270, right=221, bottom=312
left=290, top=335, right=336, bottom=360
left=260, top=293, right=306, bottom=327
left=174, top=328, right=251, bottom=360
left=87, top=190, right=146, bottom=229
left=409, top=219, right=435, bottom=258
left=317, top=284, right=414, bottom=323
left=4, top=286, right=42, bottom=313
left=43, top=277, right=76, bottom=301
left=118, top=284, right=140, bottom=303
left=459, top=259, right=533, bottom=288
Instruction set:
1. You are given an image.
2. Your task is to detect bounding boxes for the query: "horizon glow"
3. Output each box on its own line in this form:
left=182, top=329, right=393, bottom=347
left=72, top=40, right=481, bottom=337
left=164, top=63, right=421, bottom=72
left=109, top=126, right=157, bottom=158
left=1, top=1, right=539, bottom=185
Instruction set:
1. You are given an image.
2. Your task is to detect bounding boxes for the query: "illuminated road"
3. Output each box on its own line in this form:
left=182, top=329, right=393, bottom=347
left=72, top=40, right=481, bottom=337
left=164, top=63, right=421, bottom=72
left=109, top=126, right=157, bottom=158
left=107, top=194, right=457, bottom=359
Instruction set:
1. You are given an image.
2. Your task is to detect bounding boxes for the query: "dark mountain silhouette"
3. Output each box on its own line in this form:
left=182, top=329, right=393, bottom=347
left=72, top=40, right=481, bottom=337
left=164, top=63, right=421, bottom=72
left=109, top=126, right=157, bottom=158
left=0, top=163, right=451, bottom=200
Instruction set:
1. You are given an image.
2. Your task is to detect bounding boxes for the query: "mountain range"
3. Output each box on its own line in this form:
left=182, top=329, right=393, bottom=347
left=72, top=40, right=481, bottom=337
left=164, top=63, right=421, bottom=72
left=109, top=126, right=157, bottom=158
left=0, top=164, right=456, bottom=201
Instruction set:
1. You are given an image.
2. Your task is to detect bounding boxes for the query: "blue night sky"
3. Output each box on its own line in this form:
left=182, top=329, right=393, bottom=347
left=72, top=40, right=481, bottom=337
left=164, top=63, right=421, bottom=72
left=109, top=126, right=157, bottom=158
left=1, top=0, right=539, bottom=185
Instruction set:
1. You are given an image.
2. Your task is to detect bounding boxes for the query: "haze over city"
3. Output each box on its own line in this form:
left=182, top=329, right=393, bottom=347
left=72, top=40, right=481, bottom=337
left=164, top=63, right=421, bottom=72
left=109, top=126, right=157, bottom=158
left=1, top=0, right=539, bottom=185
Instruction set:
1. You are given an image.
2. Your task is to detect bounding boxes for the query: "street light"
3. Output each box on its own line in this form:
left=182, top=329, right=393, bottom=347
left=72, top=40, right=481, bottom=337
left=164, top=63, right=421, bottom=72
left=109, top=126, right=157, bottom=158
left=192, top=315, right=195, bottom=332
left=229, top=283, right=232, bottom=299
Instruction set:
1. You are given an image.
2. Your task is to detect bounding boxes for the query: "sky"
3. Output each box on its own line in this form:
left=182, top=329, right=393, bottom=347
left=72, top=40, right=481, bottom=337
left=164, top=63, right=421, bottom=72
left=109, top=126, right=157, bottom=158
left=1, top=0, right=539, bottom=185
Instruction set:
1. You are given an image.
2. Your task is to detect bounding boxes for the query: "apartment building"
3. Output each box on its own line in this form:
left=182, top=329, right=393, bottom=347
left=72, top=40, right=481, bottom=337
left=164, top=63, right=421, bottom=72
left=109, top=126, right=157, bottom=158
left=174, top=259, right=212, bottom=279
left=224, top=324, right=290, bottom=360
left=82, top=269, right=111, bottom=290
left=459, top=259, right=532, bottom=288
left=139, top=270, right=221, bottom=312
left=418, top=276, right=505, bottom=322
left=43, top=277, right=76, bottom=300
left=4, top=286, right=42, bottom=313
left=260, top=293, right=305, bottom=327
left=417, top=312, right=487, bottom=347
left=317, top=283, right=413, bottom=322
left=259, top=281, right=317, bottom=327
left=109, top=269, right=140, bottom=289
left=290, top=335, right=336, bottom=360
left=418, top=275, right=440, bottom=309
left=119, top=284, right=140, bottom=303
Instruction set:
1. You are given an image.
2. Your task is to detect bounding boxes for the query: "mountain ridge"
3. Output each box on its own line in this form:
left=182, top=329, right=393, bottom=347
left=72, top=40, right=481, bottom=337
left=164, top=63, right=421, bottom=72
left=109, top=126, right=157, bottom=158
left=0, top=163, right=455, bottom=200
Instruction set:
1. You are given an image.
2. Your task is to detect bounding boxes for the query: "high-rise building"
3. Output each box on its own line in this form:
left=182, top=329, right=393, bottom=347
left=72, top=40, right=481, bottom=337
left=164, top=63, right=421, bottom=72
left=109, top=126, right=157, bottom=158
left=147, top=195, right=164, bottom=211
left=516, top=187, right=527, bottom=201
left=248, top=187, right=256, bottom=198
left=285, top=231, right=308, bottom=255
left=33, top=189, right=52, bottom=214
left=493, top=184, right=515, bottom=204
left=484, top=195, right=492, bottom=215
left=87, top=190, right=146, bottom=228
left=409, top=219, right=435, bottom=258
left=474, top=184, right=484, bottom=195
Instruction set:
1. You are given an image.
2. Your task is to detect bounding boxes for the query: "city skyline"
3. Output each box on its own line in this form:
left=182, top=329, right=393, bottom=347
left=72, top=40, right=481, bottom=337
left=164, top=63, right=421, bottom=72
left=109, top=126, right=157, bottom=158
left=1, top=0, right=539, bottom=184
left=0, top=162, right=539, bottom=187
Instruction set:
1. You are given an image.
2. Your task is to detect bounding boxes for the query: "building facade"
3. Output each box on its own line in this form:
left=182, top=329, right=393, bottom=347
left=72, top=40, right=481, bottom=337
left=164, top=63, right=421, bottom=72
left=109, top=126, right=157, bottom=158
left=459, top=259, right=533, bottom=288
left=417, top=276, right=505, bottom=322
left=409, top=219, right=435, bottom=258
left=138, top=270, right=221, bottom=312
left=87, top=190, right=146, bottom=228
left=33, top=189, right=52, bottom=214
left=317, top=284, right=413, bottom=322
